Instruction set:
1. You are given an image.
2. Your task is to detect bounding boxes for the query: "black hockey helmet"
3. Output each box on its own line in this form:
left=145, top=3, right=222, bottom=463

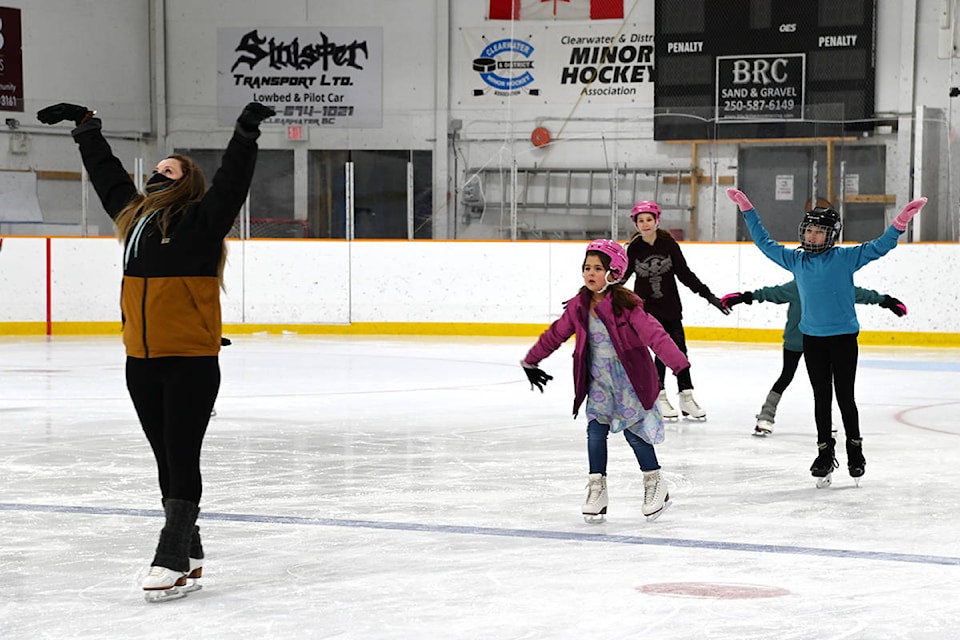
left=798, top=206, right=842, bottom=254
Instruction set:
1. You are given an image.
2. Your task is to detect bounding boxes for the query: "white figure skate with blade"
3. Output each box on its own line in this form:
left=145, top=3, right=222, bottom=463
left=657, top=391, right=678, bottom=421
left=642, top=470, right=671, bottom=521
left=143, top=558, right=203, bottom=603
left=678, top=390, right=706, bottom=421
left=582, top=473, right=608, bottom=523
left=753, top=419, right=774, bottom=437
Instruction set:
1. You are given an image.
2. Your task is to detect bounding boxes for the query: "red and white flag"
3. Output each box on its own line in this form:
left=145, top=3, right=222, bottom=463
left=488, top=0, right=624, bottom=21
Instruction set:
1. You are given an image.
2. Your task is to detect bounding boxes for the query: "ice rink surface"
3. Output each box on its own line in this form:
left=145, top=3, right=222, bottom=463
left=1, top=334, right=959, bottom=639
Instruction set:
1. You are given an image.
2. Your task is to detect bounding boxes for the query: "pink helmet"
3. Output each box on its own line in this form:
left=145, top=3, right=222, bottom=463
left=586, top=239, right=628, bottom=281
left=630, top=200, right=662, bottom=222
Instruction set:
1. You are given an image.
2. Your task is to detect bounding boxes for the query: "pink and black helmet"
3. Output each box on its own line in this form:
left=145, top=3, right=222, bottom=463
left=586, top=239, right=628, bottom=281
left=630, top=200, right=662, bottom=223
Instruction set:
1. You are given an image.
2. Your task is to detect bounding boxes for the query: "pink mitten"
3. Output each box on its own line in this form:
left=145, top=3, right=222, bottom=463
left=726, top=188, right=754, bottom=212
left=892, top=197, right=927, bottom=231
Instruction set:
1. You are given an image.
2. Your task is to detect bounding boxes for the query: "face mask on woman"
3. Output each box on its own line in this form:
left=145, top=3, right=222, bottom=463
left=145, top=172, right=175, bottom=193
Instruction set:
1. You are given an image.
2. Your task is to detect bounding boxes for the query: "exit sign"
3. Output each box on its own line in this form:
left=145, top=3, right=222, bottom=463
left=287, top=125, right=307, bottom=141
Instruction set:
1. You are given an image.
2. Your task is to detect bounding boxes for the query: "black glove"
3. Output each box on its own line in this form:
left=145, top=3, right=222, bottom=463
left=237, top=102, right=276, bottom=132
left=220, top=337, right=232, bottom=346
left=879, top=295, right=907, bottom=317
left=37, top=103, right=94, bottom=126
left=520, top=361, right=553, bottom=393
left=720, top=291, right=753, bottom=311
left=706, top=293, right=731, bottom=316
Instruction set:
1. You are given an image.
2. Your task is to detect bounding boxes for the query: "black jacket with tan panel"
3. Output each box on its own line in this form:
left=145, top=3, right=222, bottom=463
left=71, top=118, right=259, bottom=358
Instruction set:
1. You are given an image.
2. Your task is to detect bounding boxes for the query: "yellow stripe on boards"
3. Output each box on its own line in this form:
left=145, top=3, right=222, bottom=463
left=1, top=322, right=959, bottom=348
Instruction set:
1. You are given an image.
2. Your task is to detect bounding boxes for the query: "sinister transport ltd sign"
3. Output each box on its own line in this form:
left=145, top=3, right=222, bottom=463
left=217, top=27, right=383, bottom=128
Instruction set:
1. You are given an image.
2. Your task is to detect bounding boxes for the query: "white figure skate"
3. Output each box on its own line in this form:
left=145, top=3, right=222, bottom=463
left=642, top=470, right=671, bottom=521
left=143, top=558, right=202, bottom=603
left=753, top=419, right=774, bottom=437
left=657, top=391, right=678, bottom=421
left=582, top=473, right=608, bottom=523
left=678, top=390, right=706, bottom=421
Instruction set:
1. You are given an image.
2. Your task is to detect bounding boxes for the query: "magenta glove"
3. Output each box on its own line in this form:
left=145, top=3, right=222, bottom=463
left=892, top=197, right=927, bottom=231
left=726, top=188, right=754, bottom=212
left=720, top=291, right=753, bottom=310
left=879, top=295, right=907, bottom=317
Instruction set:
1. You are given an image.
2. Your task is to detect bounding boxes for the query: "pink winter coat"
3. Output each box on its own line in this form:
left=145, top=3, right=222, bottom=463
left=524, top=289, right=690, bottom=418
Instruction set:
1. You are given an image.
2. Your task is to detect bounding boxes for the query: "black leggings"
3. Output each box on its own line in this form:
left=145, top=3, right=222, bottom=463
left=654, top=318, right=693, bottom=391
left=126, top=356, right=220, bottom=504
left=802, top=333, right=859, bottom=443
left=772, top=349, right=804, bottom=394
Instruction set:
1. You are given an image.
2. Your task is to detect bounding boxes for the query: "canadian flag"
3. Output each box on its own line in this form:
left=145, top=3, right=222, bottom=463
left=488, top=0, right=624, bottom=21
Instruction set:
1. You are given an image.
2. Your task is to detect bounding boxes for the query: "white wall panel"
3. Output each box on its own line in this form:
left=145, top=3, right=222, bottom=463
left=0, top=238, right=46, bottom=322
left=350, top=241, right=552, bottom=324
left=228, top=240, right=350, bottom=324
left=50, top=238, right=122, bottom=322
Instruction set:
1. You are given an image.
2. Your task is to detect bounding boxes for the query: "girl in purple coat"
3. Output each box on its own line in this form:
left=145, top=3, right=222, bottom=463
left=521, top=240, right=690, bottom=522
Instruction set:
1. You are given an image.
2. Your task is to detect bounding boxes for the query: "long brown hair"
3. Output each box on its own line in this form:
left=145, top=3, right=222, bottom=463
left=114, top=154, right=229, bottom=288
left=626, top=228, right=672, bottom=245
left=580, top=250, right=639, bottom=315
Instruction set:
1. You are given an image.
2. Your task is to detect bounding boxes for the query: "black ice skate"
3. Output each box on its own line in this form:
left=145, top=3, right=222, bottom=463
left=810, top=439, right=838, bottom=489
left=846, top=438, right=866, bottom=487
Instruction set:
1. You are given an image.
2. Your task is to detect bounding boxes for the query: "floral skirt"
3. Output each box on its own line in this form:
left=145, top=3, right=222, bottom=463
left=585, top=354, right=664, bottom=445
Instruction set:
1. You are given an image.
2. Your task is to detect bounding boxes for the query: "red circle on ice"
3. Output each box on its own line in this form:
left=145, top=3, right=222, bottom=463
left=638, top=582, right=790, bottom=599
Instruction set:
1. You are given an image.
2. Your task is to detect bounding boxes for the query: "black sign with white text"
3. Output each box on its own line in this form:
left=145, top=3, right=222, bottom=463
left=0, top=6, right=24, bottom=112
left=654, top=0, right=875, bottom=140
left=716, top=54, right=804, bottom=120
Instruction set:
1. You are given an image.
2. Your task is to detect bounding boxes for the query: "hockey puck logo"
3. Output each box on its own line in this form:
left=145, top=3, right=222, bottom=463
left=472, top=38, right=539, bottom=97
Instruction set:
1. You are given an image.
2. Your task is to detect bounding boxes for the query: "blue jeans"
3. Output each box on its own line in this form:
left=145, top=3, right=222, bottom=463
left=587, top=419, right=659, bottom=474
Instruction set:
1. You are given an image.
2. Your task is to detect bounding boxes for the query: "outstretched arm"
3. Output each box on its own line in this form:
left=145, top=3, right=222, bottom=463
left=726, top=188, right=796, bottom=273
left=38, top=104, right=138, bottom=219
left=197, top=103, right=276, bottom=238
left=892, top=198, right=927, bottom=232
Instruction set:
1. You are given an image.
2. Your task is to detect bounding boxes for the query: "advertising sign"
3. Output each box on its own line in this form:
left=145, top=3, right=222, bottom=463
left=218, top=27, right=382, bottom=128
left=459, top=24, right=655, bottom=105
left=0, top=6, right=24, bottom=112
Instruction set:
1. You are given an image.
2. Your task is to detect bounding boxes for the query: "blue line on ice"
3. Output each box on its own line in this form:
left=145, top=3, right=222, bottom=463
left=3, top=501, right=958, bottom=567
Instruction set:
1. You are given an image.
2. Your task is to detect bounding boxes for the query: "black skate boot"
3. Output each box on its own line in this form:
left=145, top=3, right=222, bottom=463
left=810, top=439, right=838, bottom=489
left=846, top=438, right=866, bottom=486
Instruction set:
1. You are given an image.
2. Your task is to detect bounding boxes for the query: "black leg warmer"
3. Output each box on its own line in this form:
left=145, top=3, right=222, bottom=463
left=151, top=498, right=199, bottom=572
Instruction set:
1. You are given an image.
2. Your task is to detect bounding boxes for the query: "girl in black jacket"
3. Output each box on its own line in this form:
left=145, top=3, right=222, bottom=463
left=622, top=200, right=730, bottom=421
left=37, top=100, right=274, bottom=601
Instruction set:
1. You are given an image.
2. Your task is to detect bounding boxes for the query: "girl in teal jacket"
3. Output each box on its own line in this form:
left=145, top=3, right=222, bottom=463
left=721, top=280, right=906, bottom=436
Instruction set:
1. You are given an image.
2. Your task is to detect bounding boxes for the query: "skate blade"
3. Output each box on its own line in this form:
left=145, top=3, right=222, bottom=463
left=644, top=496, right=671, bottom=522
left=752, top=429, right=770, bottom=437
left=180, top=582, right=202, bottom=594
left=682, top=414, right=707, bottom=422
left=583, top=506, right=607, bottom=524
left=815, top=473, right=833, bottom=489
left=144, top=586, right=189, bottom=603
